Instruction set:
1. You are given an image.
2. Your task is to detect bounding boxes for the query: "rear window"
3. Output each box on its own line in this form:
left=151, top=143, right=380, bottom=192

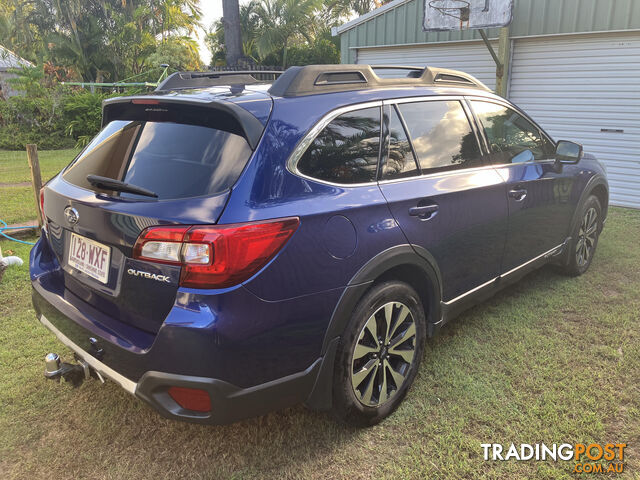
left=62, top=120, right=252, bottom=200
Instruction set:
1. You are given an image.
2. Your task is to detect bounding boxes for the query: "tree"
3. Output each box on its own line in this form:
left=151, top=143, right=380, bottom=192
left=253, top=0, right=323, bottom=67
left=146, top=36, right=202, bottom=71
left=0, top=0, right=203, bottom=82
left=222, top=0, right=243, bottom=67
left=207, top=1, right=262, bottom=67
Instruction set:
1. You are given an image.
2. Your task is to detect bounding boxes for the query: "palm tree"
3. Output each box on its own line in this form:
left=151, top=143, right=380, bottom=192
left=222, top=0, right=243, bottom=66
left=323, top=0, right=393, bottom=24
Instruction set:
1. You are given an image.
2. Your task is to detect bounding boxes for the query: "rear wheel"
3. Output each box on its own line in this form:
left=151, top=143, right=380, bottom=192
left=561, top=195, right=602, bottom=276
left=331, top=281, right=426, bottom=426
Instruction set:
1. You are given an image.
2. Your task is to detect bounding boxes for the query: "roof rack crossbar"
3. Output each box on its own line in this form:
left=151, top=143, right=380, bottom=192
left=156, top=70, right=284, bottom=91
left=268, top=64, right=490, bottom=97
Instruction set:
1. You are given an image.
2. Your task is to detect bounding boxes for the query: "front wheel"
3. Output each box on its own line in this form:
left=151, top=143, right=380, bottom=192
left=561, top=195, right=602, bottom=276
left=331, top=281, right=426, bottom=426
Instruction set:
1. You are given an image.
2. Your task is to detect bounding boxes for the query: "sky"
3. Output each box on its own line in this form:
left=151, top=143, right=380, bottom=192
left=195, top=1, right=224, bottom=66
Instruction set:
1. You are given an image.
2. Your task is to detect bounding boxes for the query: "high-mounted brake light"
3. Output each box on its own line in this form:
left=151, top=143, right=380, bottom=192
left=131, top=98, right=160, bottom=105
left=132, top=218, right=300, bottom=289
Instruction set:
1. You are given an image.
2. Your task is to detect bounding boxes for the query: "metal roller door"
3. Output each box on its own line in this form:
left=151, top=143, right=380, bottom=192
left=509, top=33, right=640, bottom=208
left=356, top=41, right=498, bottom=90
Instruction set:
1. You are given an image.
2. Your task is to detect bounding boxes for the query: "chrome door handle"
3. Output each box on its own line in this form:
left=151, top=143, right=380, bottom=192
left=508, top=188, right=527, bottom=202
left=409, top=204, right=439, bottom=219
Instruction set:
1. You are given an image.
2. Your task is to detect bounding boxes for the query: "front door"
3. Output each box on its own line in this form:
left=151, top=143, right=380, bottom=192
left=378, top=99, right=508, bottom=302
left=469, top=99, right=575, bottom=272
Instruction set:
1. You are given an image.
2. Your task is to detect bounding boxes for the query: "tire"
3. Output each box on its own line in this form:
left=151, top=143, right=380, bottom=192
left=331, top=281, right=426, bottom=426
left=561, top=195, right=602, bottom=276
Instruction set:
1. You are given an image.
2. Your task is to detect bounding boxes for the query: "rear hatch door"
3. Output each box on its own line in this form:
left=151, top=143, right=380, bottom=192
left=43, top=98, right=266, bottom=333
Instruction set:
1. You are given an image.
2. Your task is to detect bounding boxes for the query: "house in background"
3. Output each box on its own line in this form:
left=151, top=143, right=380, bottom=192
left=0, top=45, right=34, bottom=98
left=333, top=0, right=640, bottom=209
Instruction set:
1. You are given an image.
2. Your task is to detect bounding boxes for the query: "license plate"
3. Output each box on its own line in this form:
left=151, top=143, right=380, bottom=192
left=68, top=233, right=111, bottom=284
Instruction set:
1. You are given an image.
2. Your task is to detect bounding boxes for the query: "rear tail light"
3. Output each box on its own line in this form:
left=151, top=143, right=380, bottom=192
left=167, top=386, right=211, bottom=412
left=132, top=217, right=299, bottom=288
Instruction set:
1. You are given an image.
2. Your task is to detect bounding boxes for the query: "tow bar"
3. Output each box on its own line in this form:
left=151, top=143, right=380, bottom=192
left=44, top=352, right=105, bottom=387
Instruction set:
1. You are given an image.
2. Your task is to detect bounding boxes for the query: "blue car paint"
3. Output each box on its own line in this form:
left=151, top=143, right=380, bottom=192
left=30, top=79, right=609, bottom=423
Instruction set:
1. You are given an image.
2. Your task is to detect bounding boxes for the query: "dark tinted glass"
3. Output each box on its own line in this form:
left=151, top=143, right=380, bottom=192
left=381, top=105, right=419, bottom=181
left=398, top=100, right=481, bottom=174
left=297, top=107, right=380, bottom=184
left=62, top=120, right=251, bottom=200
left=470, top=101, right=555, bottom=164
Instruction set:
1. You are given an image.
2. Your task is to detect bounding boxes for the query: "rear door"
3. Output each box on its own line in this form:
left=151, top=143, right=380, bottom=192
left=378, top=97, right=508, bottom=302
left=468, top=99, right=574, bottom=273
left=42, top=103, right=255, bottom=333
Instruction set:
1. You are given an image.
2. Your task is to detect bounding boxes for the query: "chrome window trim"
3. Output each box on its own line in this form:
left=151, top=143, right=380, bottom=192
left=39, top=314, right=138, bottom=395
left=287, top=96, right=493, bottom=188
left=382, top=95, right=462, bottom=105
left=377, top=163, right=503, bottom=185
left=490, top=158, right=557, bottom=169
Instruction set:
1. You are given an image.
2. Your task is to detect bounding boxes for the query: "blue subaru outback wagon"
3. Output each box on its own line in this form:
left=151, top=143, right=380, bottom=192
left=31, top=65, right=609, bottom=426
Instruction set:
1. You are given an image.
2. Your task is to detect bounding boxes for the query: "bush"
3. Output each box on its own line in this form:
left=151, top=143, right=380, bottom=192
left=62, top=91, right=106, bottom=148
left=0, top=66, right=131, bottom=150
left=286, top=38, right=340, bottom=66
left=0, top=93, right=74, bottom=150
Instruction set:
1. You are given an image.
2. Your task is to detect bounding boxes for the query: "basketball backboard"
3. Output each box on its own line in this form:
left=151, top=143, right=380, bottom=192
left=423, top=0, right=514, bottom=31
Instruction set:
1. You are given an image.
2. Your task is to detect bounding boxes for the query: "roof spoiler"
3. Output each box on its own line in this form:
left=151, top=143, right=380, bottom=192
left=101, top=96, right=266, bottom=150
left=268, top=64, right=490, bottom=97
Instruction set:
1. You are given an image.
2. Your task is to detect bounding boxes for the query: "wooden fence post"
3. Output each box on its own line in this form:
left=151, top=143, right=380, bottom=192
left=26, top=144, right=43, bottom=228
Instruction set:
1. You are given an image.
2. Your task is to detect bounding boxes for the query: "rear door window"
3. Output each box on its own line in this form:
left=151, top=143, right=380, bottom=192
left=296, top=107, right=381, bottom=184
left=397, top=100, right=482, bottom=174
left=381, top=105, right=420, bottom=181
left=62, top=120, right=252, bottom=200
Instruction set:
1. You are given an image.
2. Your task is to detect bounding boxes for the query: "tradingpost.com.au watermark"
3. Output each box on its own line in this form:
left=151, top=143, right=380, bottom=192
left=481, top=443, right=627, bottom=474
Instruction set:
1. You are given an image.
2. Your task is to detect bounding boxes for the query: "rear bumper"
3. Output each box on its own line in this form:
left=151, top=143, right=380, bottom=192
left=37, top=308, right=335, bottom=424
left=30, top=232, right=342, bottom=424
left=39, top=313, right=136, bottom=394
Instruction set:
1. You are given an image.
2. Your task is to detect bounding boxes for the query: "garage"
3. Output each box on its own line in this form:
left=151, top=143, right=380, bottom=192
left=357, top=40, right=498, bottom=90
left=509, top=33, right=640, bottom=208
left=334, top=0, right=640, bottom=208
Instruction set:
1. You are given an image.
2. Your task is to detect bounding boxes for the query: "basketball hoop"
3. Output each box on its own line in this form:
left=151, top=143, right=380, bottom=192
left=423, top=0, right=512, bottom=32
left=428, top=0, right=471, bottom=28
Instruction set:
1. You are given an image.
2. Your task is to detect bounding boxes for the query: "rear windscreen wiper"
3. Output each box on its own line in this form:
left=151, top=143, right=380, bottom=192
left=86, top=174, right=158, bottom=198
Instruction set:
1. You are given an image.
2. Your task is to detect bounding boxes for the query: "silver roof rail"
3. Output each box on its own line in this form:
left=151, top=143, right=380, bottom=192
left=268, top=64, right=490, bottom=97
left=156, top=70, right=285, bottom=91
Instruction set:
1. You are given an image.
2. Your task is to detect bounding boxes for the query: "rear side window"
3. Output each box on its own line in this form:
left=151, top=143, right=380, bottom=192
left=62, top=120, right=252, bottom=200
left=398, top=100, right=482, bottom=174
left=470, top=100, right=555, bottom=164
left=297, top=107, right=380, bottom=184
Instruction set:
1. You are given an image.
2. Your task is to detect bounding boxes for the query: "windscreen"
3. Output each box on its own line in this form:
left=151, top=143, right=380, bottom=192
left=62, top=119, right=252, bottom=200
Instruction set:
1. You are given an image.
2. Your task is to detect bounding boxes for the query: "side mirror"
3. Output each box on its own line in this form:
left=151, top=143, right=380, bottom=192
left=555, top=140, right=583, bottom=164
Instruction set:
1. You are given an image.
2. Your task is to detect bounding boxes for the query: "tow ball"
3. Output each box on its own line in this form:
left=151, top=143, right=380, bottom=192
left=44, top=353, right=105, bottom=387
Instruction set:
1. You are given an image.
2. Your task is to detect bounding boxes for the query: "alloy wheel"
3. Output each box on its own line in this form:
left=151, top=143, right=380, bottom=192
left=576, top=207, right=598, bottom=267
left=350, top=302, right=417, bottom=407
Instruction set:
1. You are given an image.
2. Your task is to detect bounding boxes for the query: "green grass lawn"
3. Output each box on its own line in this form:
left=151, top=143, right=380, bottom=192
left=0, top=208, right=638, bottom=480
left=0, top=149, right=79, bottom=185
left=0, top=149, right=79, bottom=225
